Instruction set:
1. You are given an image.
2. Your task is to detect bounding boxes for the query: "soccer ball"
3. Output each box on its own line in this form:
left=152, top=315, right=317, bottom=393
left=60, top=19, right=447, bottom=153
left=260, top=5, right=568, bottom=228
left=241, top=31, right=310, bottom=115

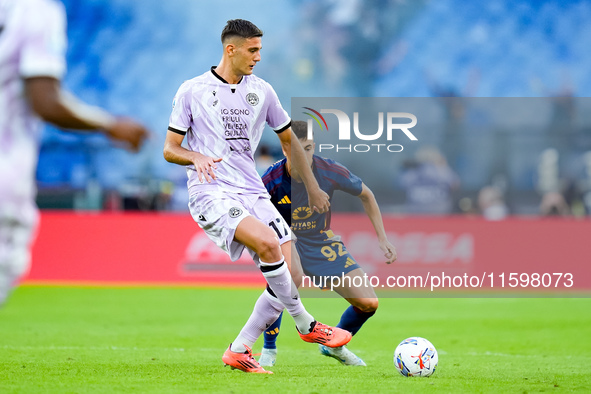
left=394, top=337, right=438, bottom=377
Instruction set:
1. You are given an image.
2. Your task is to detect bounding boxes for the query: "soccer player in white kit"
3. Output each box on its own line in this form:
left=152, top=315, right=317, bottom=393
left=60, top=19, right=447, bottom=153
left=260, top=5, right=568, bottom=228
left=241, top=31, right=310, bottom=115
left=163, top=19, right=352, bottom=374
left=0, top=0, right=148, bottom=306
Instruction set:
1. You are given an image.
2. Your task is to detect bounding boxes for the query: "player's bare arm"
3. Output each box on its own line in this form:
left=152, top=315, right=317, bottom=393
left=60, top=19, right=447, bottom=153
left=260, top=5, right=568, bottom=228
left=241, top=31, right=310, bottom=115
left=163, top=129, right=222, bottom=183
left=358, top=183, right=397, bottom=264
left=277, top=128, right=330, bottom=213
left=25, top=77, right=148, bottom=151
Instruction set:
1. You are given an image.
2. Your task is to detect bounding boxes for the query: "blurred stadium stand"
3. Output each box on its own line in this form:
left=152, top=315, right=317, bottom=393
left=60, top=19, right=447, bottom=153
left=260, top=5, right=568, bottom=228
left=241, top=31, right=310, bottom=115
left=35, top=0, right=591, bottom=216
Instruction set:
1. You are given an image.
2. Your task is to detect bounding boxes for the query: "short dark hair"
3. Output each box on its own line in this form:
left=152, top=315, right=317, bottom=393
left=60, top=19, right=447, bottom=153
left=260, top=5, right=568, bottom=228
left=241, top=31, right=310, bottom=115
left=291, top=120, right=309, bottom=140
left=221, top=19, right=263, bottom=43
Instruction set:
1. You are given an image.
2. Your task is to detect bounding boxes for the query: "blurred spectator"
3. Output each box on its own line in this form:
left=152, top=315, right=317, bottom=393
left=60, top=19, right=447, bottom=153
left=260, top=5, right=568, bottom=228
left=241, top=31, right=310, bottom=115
left=102, top=190, right=122, bottom=211
left=539, top=191, right=570, bottom=217
left=531, top=73, right=576, bottom=132
left=478, top=186, right=509, bottom=220
left=458, top=196, right=479, bottom=217
left=536, top=148, right=561, bottom=195
left=399, top=146, right=460, bottom=214
left=533, top=74, right=578, bottom=159
left=572, top=151, right=591, bottom=216
left=425, top=67, right=481, bottom=166
left=310, top=0, right=389, bottom=95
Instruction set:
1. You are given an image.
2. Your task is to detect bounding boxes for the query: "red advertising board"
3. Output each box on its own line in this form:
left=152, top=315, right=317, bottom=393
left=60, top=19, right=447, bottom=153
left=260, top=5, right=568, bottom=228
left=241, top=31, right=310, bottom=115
left=26, top=212, right=264, bottom=286
left=25, top=212, right=591, bottom=292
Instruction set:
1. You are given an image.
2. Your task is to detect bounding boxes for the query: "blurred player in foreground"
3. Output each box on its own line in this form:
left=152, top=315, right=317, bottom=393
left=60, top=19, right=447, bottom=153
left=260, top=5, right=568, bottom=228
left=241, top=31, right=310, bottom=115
left=259, top=120, right=397, bottom=367
left=0, top=0, right=148, bottom=306
left=163, top=19, right=351, bottom=374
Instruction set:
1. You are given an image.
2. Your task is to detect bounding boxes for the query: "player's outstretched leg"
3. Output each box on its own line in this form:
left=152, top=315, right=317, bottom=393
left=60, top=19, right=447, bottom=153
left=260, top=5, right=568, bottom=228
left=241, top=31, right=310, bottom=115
left=261, top=272, right=352, bottom=348
left=227, top=289, right=282, bottom=352
left=316, top=304, right=372, bottom=365
left=222, top=345, right=273, bottom=374
left=225, top=289, right=283, bottom=373
left=336, top=305, right=377, bottom=336
left=235, top=217, right=351, bottom=348
left=318, top=269, right=378, bottom=365
left=259, top=310, right=283, bottom=367
left=316, top=305, right=375, bottom=365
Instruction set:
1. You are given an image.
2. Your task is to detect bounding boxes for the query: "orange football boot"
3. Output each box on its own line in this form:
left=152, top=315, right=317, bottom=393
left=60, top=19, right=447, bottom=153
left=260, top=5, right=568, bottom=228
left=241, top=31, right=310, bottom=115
left=298, top=322, right=352, bottom=348
left=222, top=345, right=273, bottom=374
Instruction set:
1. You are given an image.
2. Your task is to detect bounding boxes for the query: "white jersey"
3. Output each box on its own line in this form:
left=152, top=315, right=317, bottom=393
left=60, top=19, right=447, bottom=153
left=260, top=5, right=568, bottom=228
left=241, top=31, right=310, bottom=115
left=0, top=0, right=67, bottom=223
left=168, top=67, right=291, bottom=197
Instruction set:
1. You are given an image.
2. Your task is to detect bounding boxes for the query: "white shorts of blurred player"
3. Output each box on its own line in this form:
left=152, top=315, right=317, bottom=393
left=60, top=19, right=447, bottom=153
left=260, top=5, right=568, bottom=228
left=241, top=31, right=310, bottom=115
left=0, top=204, right=39, bottom=306
left=189, top=192, right=291, bottom=265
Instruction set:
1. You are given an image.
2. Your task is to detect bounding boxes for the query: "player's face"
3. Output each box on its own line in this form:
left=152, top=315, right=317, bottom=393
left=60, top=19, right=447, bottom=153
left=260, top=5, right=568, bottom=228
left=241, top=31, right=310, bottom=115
left=299, top=138, right=315, bottom=167
left=232, top=37, right=262, bottom=76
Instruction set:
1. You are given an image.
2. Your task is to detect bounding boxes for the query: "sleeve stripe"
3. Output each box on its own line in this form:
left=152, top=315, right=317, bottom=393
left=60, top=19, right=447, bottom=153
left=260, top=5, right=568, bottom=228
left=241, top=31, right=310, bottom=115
left=168, top=126, right=187, bottom=135
left=315, top=159, right=350, bottom=179
left=169, top=122, right=189, bottom=131
left=273, top=119, right=292, bottom=134
left=21, top=64, right=66, bottom=80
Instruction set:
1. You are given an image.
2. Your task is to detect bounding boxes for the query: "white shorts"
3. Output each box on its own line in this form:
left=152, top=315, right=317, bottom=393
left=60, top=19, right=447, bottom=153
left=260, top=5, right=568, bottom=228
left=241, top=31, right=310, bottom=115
left=188, top=192, right=291, bottom=262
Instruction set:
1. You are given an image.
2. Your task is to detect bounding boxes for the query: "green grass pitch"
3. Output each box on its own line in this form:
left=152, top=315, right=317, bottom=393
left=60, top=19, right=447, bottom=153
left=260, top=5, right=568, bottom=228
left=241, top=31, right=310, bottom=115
left=1, top=286, right=590, bottom=393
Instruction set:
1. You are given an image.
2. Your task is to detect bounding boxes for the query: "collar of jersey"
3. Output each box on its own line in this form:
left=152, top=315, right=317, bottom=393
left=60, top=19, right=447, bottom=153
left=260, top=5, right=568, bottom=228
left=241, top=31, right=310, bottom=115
left=210, top=66, right=244, bottom=85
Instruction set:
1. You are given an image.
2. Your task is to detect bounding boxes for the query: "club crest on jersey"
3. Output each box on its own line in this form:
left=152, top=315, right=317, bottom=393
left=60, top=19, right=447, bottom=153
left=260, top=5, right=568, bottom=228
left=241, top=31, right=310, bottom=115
left=229, top=207, right=243, bottom=218
left=246, top=93, right=259, bottom=106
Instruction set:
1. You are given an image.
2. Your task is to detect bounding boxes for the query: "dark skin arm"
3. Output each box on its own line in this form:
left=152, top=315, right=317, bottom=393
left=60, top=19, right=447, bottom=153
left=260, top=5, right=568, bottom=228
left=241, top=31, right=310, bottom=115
left=25, top=76, right=148, bottom=151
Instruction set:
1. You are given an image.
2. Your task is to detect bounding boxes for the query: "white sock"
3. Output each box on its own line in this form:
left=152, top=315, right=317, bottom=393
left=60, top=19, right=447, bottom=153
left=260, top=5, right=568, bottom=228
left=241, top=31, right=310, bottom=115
left=292, top=311, right=316, bottom=334
left=261, top=258, right=316, bottom=334
left=263, top=288, right=315, bottom=334
left=230, top=336, right=254, bottom=353
left=230, top=289, right=283, bottom=353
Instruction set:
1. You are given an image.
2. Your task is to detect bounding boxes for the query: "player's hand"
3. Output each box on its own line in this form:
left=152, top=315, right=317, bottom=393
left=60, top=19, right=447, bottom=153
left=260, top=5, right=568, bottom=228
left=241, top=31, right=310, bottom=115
left=191, top=152, right=223, bottom=183
left=380, top=239, right=397, bottom=264
left=105, top=118, right=149, bottom=152
left=308, top=187, right=330, bottom=213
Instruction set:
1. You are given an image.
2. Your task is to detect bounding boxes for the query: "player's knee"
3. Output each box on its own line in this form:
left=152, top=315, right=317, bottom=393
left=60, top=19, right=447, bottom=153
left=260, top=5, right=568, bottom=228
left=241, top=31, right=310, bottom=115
left=357, top=298, right=379, bottom=313
left=255, top=232, right=282, bottom=262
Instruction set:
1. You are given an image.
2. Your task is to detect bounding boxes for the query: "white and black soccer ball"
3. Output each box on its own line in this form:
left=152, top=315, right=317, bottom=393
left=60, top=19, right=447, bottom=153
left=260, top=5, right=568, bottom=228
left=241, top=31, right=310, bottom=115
left=394, top=337, right=438, bottom=377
